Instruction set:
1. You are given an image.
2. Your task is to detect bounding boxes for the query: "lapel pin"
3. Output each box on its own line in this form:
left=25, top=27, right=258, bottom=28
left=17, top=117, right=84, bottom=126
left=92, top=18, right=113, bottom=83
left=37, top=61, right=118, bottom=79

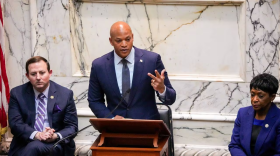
left=140, top=59, right=143, bottom=62
left=50, top=96, right=54, bottom=99
left=265, top=124, right=269, bottom=128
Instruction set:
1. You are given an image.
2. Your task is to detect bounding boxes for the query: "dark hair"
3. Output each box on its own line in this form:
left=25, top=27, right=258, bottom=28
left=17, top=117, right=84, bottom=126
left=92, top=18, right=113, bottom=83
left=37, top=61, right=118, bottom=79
left=25, top=56, right=50, bottom=73
left=250, top=73, right=279, bottom=95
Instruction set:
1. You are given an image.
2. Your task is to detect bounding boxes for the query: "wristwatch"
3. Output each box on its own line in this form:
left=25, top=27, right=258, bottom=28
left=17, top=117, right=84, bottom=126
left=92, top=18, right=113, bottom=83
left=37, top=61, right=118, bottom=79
left=55, top=133, right=60, bottom=142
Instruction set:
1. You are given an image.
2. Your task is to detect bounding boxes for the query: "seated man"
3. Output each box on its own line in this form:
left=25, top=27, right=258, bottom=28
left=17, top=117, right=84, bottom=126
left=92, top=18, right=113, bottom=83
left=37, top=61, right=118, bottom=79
left=8, top=56, right=78, bottom=156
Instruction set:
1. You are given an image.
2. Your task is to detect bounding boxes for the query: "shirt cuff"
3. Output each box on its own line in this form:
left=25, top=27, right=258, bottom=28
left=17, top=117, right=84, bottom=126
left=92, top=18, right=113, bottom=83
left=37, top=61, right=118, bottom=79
left=30, top=131, right=39, bottom=140
left=56, top=132, right=63, bottom=139
left=158, top=86, right=166, bottom=99
left=158, top=86, right=166, bottom=98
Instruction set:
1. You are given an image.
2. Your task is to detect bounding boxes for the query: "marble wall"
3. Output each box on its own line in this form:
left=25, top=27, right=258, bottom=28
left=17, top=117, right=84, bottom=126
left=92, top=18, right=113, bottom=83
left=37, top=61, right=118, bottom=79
left=71, top=4, right=244, bottom=79
left=2, top=0, right=280, bottom=155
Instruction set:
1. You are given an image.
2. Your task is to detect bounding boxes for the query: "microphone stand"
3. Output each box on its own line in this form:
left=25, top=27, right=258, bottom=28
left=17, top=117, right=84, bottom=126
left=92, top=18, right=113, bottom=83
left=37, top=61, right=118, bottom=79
left=104, top=89, right=130, bottom=118
left=49, top=89, right=131, bottom=156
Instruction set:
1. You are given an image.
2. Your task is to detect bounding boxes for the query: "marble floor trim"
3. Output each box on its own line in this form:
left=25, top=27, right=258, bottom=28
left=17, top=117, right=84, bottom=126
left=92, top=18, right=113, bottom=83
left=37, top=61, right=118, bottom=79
left=74, top=143, right=230, bottom=156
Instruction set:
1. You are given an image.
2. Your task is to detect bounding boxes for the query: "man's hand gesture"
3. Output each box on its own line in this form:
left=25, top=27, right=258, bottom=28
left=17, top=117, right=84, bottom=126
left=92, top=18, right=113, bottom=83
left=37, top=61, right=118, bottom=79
left=148, top=69, right=166, bottom=93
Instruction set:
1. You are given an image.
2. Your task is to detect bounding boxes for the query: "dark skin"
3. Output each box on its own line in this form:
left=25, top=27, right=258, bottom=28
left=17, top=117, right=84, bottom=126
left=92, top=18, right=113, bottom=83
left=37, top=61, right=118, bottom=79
left=147, top=69, right=166, bottom=94
left=109, top=22, right=134, bottom=59
left=251, top=88, right=276, bottom=120
left=109, top=22, right=166, bottom=119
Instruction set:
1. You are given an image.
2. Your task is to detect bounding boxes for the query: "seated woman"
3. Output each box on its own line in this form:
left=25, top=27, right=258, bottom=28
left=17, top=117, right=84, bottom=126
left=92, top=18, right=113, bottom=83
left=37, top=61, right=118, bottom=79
left=229, top=73, right=280, bottom=156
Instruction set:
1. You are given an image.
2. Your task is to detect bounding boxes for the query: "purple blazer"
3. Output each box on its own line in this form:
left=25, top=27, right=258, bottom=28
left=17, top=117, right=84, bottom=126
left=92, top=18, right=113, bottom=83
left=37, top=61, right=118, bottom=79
left=229, top=103, right=280, bottom=156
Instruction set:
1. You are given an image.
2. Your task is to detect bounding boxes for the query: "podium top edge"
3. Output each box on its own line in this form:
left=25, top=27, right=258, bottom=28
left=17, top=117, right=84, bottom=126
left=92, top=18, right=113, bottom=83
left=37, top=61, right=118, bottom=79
left=89, top=118, right=171, bottom=136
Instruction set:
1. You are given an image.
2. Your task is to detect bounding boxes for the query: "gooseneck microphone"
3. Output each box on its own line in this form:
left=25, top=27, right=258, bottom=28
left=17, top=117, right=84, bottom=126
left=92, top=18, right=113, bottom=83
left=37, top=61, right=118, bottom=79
left=104, top=89, right=130, bottom=118
left=50, top=89, right=131, bottom=156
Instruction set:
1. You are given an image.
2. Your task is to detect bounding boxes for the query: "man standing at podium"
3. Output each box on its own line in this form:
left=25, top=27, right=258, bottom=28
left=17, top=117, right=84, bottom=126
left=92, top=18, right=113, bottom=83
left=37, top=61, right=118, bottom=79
left=88, top=21, right=176, bottom=120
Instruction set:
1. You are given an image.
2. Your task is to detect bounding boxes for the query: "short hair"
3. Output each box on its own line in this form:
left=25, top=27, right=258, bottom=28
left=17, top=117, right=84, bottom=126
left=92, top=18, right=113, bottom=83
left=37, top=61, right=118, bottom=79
left=250, top=73, right=279, bottom=95
left=25, top=56, right=50, bottom=73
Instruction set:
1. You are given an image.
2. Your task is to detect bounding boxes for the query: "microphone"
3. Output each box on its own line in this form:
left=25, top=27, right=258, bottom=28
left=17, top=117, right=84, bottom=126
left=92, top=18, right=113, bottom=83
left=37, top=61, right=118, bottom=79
left=104, top=89, right=130, bottom=118
left=50, top=89, right=131, bottom=156
left=50, top=125, right=91, bottom=156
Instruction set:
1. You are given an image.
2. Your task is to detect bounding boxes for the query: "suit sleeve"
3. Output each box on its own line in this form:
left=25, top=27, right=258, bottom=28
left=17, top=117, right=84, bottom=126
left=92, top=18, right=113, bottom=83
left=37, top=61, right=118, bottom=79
left=155, top=54, right=176, bottom=105
left=272, top=119, right=280, bottom=155
left=8, top=89, right=35, bottom=142
left=228, top=109, right=247, bottom=156
left=88, top=62, right=113, bottom=118
left=56, top=90, right=78, bottom=143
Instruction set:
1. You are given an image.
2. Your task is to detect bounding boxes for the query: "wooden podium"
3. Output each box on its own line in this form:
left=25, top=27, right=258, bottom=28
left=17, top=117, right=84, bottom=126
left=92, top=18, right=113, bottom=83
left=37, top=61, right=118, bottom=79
left=89, top=119, right=170, bottom=156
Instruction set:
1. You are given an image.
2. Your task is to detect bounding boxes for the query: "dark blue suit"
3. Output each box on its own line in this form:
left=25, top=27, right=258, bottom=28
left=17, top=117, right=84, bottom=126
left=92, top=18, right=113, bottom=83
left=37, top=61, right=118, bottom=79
left=8, top=81, right=78, bottom=156
left=88, top=47, right=176, bottom=119
left=229, top=103, right=280, bottom=156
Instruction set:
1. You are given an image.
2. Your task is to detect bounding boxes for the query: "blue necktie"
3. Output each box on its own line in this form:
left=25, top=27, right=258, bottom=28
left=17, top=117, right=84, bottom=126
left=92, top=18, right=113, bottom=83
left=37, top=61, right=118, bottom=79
left=34, top=93, right=46, bottom=132
left=122, top=59, right=130, bottom=103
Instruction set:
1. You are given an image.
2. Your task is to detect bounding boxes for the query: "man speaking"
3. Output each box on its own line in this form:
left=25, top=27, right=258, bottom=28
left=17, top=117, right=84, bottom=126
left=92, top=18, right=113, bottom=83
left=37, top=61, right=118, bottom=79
left=88, top=21, right=176, bottom=119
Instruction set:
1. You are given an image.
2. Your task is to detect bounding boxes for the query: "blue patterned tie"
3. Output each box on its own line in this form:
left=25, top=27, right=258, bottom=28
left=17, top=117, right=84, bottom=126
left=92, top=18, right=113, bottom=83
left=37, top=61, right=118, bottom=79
left=34, top=93, right=46, bottom=132
left=122, top=59, right=130, bottom=103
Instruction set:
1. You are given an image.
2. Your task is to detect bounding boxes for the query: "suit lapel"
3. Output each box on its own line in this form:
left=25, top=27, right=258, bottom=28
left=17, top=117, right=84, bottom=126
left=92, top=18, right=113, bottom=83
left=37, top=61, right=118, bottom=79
left=243, top=107, right=254, bottom=155
left=254, top=103, right=278, bottom=154
left=47, top=81, right=58, bottom=128
left=106, top=51, right=122, bottom=99
left=128, top=47, right=144, bottom=106
left=26, top=83, right=36, bottom=127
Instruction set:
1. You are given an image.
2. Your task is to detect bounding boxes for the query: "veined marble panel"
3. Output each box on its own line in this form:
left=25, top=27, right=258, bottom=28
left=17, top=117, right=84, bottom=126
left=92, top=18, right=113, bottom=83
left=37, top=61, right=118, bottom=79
left=4, top=0, right=31, bottom=89
left=33, top=0, right=72, bottom=77
left=171, top=81, right=250, bottom=114
left=245, top=0, right=280, bottom=81
left=70, top=3, right=245, bottom=81
left=173, top=120, right=233, bottom=146
left=51, top=77, right=90, bottom=109
left=5, top=0, right=73, bottom=89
